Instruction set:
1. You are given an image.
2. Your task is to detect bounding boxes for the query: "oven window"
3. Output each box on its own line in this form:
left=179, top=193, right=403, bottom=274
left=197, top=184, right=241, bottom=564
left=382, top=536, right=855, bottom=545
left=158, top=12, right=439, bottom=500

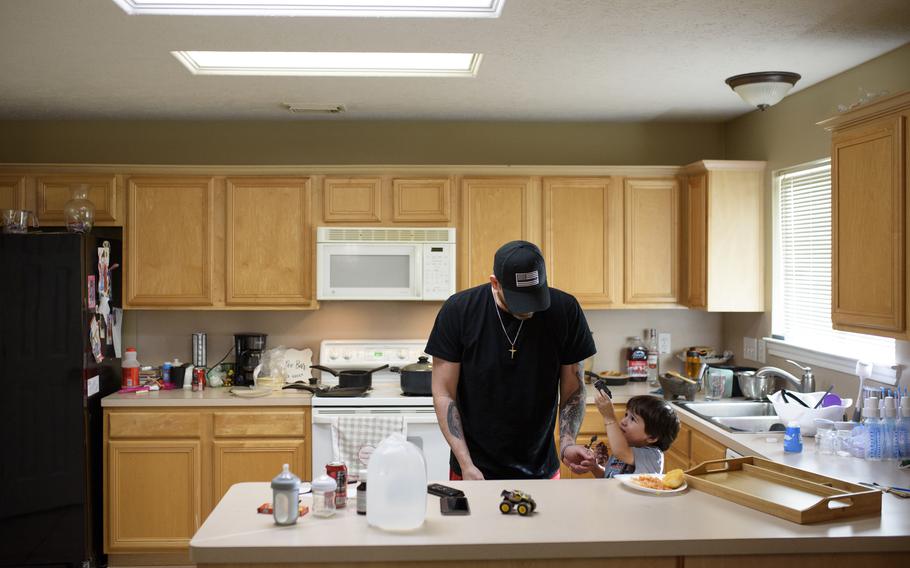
left=331, top=255, right=411, bottom=288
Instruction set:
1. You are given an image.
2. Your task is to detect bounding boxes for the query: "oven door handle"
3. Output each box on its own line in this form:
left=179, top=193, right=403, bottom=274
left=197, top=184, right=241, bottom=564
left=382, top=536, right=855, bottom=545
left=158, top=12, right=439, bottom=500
left=312, top=413, right=439, bottom=425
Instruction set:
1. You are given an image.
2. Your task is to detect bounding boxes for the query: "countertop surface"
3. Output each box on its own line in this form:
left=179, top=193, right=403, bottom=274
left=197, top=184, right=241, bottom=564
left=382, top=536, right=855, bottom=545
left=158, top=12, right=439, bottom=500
left=101, top=386, right=316, bottom=407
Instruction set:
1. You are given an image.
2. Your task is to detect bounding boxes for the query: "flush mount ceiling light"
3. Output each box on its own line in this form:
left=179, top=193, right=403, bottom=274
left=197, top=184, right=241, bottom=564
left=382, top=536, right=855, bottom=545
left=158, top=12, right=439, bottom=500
left=725, top=71, right=801, bottom=111
left=172, top=51, right=481, bottom=77
left=283, top=103, right=346, bottom=114
left=112, top=0, right=505, bottom=18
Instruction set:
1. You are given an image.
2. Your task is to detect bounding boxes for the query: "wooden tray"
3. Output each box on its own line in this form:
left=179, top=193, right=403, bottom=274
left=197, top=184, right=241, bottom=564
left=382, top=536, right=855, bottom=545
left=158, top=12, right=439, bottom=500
left=684, top=456, right=881, bottom=524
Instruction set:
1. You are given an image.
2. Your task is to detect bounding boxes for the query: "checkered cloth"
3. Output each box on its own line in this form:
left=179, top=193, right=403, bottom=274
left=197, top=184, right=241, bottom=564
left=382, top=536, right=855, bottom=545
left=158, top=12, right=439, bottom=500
left=330, top=415, right=406, bottom=473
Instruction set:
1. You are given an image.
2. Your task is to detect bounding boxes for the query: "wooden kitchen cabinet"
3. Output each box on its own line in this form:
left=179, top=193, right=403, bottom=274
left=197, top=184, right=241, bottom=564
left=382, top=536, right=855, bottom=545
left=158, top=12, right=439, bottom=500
left=225, top=177, right=314, bottom=307
left=104, top=406, right=311, bottom=560
left=0, top=174, right=27, bottom=210
left=322, top=176, right=382, bottom=222
left=819, top=92, right=910, bottom=339
left=35, top=174, right=121, bottom=225
left=662, top=424, right=728, bottom=470
left=126, top=176, right=215, bottom=307
left=459, top=177, right=541, bottom=290
left=558, top=403, right=626, bottom=479
left=681, top=160, right=765, bottom=311
left=393, top=177, right=451, bottom=222
left=624, top=177, right=680, bottom=305
left=542, top=177, right=623, bottom=307
left=664, top=423, right=690, bottom=472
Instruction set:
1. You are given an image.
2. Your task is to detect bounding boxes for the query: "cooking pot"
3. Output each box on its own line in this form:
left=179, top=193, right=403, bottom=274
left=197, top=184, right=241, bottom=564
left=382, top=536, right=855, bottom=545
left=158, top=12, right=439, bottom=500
left=310, top=364, right=388, bottom=389
left=737, top=370, right=777, bottom=400
left=392, top=356, right=433, bottom=396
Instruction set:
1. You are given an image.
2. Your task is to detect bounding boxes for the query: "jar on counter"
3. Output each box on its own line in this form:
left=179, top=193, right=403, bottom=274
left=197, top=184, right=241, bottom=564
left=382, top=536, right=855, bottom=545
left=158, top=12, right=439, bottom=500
left=814, top=419, right=835, bottom=455
left=311, top=475, right=337, bottom=518
left=835, top=421, right=856, bottom=457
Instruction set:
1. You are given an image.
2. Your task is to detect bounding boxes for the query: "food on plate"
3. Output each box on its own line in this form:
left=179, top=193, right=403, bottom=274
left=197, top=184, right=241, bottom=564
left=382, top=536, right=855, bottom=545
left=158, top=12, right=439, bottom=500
left=630, top=469, right=685, bottom=491
left=662, top=469, right=685, bottom=489
left=599, top=370, right=625, bottom=377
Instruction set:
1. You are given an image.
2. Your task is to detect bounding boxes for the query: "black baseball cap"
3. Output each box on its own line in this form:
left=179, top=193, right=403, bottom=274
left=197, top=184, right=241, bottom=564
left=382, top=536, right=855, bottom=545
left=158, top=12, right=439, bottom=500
left=493, top=240, right=550, bottom=313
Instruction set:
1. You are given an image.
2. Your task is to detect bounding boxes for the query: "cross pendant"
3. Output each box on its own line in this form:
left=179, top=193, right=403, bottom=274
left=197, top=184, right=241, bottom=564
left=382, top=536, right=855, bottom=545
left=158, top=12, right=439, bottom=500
left=508, top=346, right=517, bottom=359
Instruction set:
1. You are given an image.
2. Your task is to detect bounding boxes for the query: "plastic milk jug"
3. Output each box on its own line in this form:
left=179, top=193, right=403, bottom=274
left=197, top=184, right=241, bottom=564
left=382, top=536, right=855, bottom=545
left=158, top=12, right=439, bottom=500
left=366, top=433, right=427, bottom=531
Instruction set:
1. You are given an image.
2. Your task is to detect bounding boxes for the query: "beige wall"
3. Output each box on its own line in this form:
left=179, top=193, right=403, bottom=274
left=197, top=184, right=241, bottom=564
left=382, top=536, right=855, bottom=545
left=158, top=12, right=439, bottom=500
left=722, top=42, right=910, bottom=396
left=0, top=120, right=723, bottom=165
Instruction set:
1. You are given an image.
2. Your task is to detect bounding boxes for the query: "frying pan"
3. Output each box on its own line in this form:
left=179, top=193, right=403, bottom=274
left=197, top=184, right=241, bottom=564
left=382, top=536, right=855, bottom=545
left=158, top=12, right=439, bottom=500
left=282, top=382, right=369, bottom=397
left=310, top=364, right=389, bottom=389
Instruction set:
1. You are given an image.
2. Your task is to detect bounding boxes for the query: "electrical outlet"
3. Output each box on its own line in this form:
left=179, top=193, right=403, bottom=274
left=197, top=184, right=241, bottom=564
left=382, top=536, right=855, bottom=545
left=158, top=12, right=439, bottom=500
left=743, top=337, right=758, bottom=361
left=658, top=333, right=671, bottom=355
left=757, top=339, right=767, bottom=363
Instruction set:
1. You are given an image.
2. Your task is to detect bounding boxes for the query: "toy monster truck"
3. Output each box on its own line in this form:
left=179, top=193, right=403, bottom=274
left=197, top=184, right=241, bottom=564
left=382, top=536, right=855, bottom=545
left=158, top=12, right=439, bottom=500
left=499, top=489, right=536, bottom=516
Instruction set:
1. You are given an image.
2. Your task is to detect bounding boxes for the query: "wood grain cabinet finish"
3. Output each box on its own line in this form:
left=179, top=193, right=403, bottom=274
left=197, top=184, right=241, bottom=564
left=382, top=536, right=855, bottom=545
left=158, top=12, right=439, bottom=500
left=225, top=177, right=313, bottom=306
left=35, top=174, right=120, bottom=225
left=0, top=175, right=26, bottom=210
left=542, top=177, right=622, bottom=308
left=323, top=176, right=382, bottom=222
left=624, top=177, right=679, bottom=305
left=681, top=161, right=765, bottom=312
left=689, top=429, right=727, bottom=467
left=126, top=177, right=215, bottom=306
left=459, top=177, right=540, bottom=290
left=107, top=440, right=201, bottom=552
left=392, top=177, right=451, bottom=222
left=212, top=439, right=308, bottom=506
left=820, top=93, right=910, bottom=339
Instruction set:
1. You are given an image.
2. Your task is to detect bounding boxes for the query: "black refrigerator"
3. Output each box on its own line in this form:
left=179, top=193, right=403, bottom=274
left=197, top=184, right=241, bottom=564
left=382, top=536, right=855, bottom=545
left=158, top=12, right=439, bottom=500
left=0, top=229, right=123, bottom=568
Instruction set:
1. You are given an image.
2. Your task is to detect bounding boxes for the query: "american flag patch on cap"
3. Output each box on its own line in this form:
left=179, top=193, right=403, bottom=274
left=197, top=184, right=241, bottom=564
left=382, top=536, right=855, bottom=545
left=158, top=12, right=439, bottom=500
left=515, top=271, right=539, bottom=287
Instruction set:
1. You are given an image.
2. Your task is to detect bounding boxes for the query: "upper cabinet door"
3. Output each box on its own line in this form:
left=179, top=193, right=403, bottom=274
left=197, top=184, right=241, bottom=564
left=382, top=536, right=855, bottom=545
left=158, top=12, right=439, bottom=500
left=459, top=177, right=539, bottom=290
left=0, top=175, right=26, bottom=210
left=542, top=177, right=622, bottom=307
left=126, top=177, right=214, bottom=307
left=225, top=177, right=314, bottom=306
left=322, top=176, right=382, bottom=223
left=831, top=115, right=906, bottom=336
left=685, top=173, right=708, bottom=309
left=624, top=177, right=679, bottom=305
left=392, top=177, right=451, bottom=223
left=36, top=174, right=120, bottom=225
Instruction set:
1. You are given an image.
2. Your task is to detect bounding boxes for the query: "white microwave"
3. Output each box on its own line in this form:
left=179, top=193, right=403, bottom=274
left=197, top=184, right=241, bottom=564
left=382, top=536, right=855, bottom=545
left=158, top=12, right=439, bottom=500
left=316, top=227, right=456, bottom=301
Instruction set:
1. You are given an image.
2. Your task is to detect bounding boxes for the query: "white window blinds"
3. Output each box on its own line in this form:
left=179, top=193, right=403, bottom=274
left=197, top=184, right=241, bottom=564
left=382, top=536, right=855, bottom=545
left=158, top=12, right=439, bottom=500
left=774, top=161, right=895, bottom=365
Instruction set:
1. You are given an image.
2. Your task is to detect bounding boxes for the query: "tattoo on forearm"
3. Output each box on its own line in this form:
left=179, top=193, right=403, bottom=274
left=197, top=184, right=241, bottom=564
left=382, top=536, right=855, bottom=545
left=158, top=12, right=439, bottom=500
left=446, top=401, right=464, bottom=440
left=559, top=365, right=586, bottom=454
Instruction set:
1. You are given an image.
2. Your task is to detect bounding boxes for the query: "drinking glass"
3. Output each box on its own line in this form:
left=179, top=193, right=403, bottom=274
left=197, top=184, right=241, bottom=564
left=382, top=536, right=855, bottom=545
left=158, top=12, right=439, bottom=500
left=705, top=370, right=726, bottom=401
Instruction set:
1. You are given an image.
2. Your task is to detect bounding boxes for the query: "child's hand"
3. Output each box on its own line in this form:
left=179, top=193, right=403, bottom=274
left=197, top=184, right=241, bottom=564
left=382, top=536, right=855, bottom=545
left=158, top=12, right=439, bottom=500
left=594, top=389, right=616, bottom=420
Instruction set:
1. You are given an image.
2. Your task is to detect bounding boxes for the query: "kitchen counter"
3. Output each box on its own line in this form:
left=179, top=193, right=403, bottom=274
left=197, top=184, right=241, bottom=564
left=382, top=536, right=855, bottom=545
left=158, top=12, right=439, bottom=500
left=101, top=386, right=315, bottom=407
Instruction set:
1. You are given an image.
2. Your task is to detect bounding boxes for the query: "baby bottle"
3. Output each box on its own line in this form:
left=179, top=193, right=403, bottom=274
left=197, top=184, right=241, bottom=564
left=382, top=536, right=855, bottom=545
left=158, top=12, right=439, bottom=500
left=311, top=474, right=337, bottom=518
left=270, top=464, right=300, bottom=526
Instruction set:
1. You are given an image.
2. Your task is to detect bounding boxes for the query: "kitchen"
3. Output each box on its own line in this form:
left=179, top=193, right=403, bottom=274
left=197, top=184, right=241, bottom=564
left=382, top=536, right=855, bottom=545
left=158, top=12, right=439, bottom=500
left=2, top=1, right=910, bottom=567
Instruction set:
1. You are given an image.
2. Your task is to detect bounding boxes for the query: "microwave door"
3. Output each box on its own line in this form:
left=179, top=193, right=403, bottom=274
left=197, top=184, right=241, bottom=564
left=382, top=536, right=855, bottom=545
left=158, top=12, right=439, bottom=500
left=318, top=244, right=421, bottom=300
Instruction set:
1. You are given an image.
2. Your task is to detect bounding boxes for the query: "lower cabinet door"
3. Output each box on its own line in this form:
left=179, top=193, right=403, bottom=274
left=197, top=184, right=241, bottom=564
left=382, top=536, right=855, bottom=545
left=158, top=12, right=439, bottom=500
left=107, top=440, right=201, bottom=552
left=212, top=439, right=308, bottom=506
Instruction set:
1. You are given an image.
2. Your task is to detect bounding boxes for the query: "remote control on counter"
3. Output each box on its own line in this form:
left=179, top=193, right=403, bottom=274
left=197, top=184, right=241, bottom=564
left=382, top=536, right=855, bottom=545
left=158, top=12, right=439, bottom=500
left=427, top=483, right=465, bottom=498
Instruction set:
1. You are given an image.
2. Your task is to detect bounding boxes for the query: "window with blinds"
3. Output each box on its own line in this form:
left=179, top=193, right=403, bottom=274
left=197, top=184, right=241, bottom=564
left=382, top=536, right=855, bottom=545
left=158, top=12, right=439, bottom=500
left=773, top=160, right=895, bottom=365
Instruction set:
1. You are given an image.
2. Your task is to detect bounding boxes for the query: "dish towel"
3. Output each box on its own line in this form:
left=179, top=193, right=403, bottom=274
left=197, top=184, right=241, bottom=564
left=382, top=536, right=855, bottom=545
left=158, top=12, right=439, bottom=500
left=330, top=415, right=406, bottom=474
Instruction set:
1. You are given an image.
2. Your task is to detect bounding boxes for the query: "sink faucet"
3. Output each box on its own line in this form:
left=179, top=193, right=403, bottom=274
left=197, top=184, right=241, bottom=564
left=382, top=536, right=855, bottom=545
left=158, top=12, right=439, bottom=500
left=754, top=359, right=815, bottom=393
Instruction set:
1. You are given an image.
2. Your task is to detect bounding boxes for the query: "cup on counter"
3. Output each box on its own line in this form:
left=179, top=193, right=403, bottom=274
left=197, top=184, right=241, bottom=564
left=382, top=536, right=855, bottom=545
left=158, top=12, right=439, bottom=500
left=705, top=370, right=726, bottom=401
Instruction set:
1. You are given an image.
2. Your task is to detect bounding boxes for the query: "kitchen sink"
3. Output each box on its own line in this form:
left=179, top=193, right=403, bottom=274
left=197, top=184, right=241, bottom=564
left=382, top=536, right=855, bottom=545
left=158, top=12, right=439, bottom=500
left=673, top=400, right=783, bottom=433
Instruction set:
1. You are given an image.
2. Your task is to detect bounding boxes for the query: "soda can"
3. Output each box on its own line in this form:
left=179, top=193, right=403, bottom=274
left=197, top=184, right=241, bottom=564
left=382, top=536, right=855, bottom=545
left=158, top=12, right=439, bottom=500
left=194, top=367, right=206, bottom=391
left=326, top=461, right=347, bottom=508
left=192, top=332, right=207, bottom=368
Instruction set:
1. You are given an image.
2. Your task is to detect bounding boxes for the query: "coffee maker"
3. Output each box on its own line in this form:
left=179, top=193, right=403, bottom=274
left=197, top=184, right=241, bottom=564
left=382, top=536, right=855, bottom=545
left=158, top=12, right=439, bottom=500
left=234, top=333, right=267, bottom=387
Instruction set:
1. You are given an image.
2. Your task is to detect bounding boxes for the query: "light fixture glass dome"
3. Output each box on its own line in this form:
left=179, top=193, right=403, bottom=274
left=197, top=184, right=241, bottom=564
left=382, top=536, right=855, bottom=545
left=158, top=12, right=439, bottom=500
left=725, top=72, right=801, bottom=111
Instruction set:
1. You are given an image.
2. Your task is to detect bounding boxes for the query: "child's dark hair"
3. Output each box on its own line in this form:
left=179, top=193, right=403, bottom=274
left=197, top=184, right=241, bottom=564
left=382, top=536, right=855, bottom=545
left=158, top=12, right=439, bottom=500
left=626, top=395, right=680, bottom=451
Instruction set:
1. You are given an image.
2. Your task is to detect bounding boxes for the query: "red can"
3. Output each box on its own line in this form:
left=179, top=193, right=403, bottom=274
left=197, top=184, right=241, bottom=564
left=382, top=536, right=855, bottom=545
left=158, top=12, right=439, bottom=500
left=326, top=461, right=347, bottom=508
left=193, top=367, right=206, bottom=391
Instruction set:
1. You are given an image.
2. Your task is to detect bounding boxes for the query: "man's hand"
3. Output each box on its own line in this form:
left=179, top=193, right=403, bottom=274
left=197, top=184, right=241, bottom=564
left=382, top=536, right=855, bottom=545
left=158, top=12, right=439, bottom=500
left=459, top=464, right=485, bottom=480
left=561, top=444, right=595, bottom=474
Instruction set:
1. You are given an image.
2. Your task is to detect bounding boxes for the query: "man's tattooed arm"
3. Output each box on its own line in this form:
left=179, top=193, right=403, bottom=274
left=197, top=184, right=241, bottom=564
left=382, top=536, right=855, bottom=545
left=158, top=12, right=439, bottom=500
left=558, top=363, right=586, bottom=458
left=446, top=400, right=464, bottom=440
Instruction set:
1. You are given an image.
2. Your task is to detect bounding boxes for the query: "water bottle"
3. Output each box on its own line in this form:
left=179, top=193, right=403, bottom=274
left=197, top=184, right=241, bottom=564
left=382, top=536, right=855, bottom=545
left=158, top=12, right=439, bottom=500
left=881, top=397, right=898, bottom=459
left=897, top=396, right=910, bottom=458
left=863, top=397, right=882, bottom=461
left=367, top=433, right=427, bottom=531
left=270, top=464, right=300, bottom=526
left=783, top=421, right=803, bottom=453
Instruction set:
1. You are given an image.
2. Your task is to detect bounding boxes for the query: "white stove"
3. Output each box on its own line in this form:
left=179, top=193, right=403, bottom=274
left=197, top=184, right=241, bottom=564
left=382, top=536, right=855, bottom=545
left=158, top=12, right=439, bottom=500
left=310, top=340, right=449, bottom=480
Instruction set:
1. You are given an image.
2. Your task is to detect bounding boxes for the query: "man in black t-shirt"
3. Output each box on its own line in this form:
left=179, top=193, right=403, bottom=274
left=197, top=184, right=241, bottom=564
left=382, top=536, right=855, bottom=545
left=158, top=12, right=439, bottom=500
left=425, top=240, right=597, bottom=480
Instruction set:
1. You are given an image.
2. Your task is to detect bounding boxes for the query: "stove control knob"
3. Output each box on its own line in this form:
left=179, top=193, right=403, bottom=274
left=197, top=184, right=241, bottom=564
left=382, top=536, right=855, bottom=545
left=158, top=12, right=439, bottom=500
left=328, top=349, right=340, bottom=360
left=397, top=349, right=408, bottom=359
left=342, top=351, right=353, bottom=361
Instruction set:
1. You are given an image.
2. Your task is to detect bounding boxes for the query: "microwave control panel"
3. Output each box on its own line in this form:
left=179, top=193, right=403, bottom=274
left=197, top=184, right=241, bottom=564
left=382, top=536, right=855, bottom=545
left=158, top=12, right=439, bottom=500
left=422, top=243, right=456, bottom=300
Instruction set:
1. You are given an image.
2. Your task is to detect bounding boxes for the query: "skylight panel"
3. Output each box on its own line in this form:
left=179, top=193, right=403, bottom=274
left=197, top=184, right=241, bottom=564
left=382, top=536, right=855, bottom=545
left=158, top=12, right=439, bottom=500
left=113, top=1, right=505, bottom=18
left=172, top=51, right=482, bottom=77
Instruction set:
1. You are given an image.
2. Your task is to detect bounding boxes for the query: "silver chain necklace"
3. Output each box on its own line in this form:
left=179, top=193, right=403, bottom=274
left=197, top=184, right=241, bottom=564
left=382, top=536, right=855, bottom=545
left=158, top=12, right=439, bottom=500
left=493, top=295, right=523, bottom=359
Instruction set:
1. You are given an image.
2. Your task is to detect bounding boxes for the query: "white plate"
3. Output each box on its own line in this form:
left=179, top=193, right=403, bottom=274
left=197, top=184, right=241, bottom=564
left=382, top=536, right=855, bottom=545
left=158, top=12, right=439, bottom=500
left=615, top=474, right=687, bottom=494
left=230, top=387, right=273, bottom=398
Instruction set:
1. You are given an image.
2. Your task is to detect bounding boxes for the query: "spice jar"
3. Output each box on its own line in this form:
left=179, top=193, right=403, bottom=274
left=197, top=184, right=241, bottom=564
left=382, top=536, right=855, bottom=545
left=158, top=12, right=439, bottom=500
left=311, top=474, right=337, bottom=518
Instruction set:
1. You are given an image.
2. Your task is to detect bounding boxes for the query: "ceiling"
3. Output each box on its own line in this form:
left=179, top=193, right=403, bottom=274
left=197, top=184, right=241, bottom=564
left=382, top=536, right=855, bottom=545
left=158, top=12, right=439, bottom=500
left=1, top=0, right=909, bottom=122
